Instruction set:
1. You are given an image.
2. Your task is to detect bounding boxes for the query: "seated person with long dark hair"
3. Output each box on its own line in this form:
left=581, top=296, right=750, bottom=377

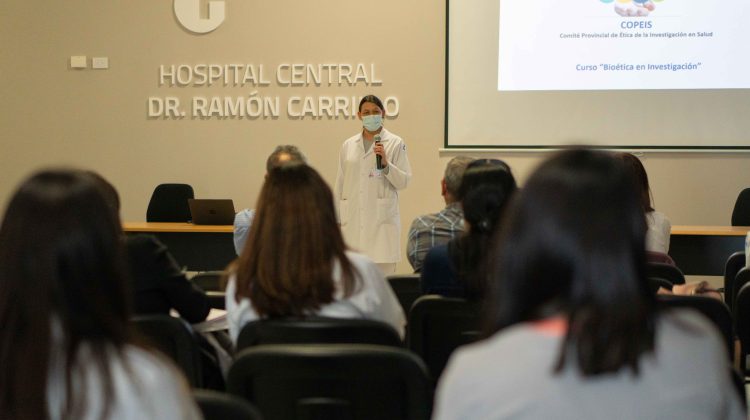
left=88, top=172, right=210, bottom=323
left=434, top=149, right=743, bottom=420
left=420, top=159, right=517, bottom=299
left=0, top=169, right=200, bottom=419
left=618, top=152, right=672, bottom=255
left=225, top=163, right=405, bottom=343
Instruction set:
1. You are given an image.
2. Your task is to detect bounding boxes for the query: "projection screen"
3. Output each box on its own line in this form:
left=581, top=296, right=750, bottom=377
left=445, top=0, right=750, bottom=150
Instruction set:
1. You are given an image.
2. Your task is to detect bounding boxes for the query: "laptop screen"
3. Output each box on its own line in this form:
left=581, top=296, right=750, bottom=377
left=188, top=199, right=235, bottom=225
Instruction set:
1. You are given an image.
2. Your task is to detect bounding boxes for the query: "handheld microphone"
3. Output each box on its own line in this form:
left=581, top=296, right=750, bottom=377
left=374, top=134, right=383, bottom=170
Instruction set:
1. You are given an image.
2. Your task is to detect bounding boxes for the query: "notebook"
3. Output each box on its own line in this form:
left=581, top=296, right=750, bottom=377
left=188, top=199, right=235, bottom=225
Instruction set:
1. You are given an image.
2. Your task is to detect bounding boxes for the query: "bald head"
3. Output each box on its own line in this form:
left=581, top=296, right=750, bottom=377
left=266, top=145, right=307, bottom=172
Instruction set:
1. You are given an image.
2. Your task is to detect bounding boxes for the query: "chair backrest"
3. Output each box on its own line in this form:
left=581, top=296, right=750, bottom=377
left=734, top=282, right=750, bottom=374
left=235, top=317, right=403, bottom=353
left=407, top=295, right=482, bottom=382
left=192, top=270, right=226, bottom=292
left=730, top=368, right=747, bottom=409
left=387, top=274, right=423, bottom=314
left=724, top=252, right=746, bottom=309
left=193, top=389, right=263, bottom=420
left=657, top=295, right=734, bottom=361
left=646, top=262, right=685, bottom=285
left=146, top=183, right=194, bottom=222
left=731, top=188, right=750, bottom=226
left=205, top=291, right=226, bottom=310
left=733, top=268, right=750, bottom=313
left=132, top=315, right=203, bottom=387
left=646, top=251, right=676, bottom=266
left=648, top=277, right=673, bottom=293
left=227, top=344, right=431, bottom=420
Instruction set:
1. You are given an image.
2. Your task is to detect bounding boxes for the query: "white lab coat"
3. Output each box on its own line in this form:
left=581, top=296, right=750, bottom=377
left=335, top=128, right=412, bottom=263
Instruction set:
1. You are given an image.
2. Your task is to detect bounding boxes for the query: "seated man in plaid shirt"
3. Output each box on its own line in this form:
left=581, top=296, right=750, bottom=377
left=406, top=156, right=474, bottom=272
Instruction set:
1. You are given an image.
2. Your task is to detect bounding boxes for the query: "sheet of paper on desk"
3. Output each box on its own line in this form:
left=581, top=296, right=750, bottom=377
left=167, top=308, right=228, bottom=332
left=192, top=309, right=228, bottom=333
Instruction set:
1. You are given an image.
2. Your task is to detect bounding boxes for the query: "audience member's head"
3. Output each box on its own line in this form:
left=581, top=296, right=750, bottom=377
left=450, top=158, right=517, bottom=299
left=618, top=152, right=654, bottom=213
left=487, top=148, right=654, bottom=375
left=233, top=163, right=358, bottom=316
left=265, top=144, right=307, bottom=173
left=459, top=159, right=517, bottom=233
left=85, top=170, right=122, bottom=220
left=442, top=156, right=474, bottom=204
left=0, top=169, right=133, bottom=418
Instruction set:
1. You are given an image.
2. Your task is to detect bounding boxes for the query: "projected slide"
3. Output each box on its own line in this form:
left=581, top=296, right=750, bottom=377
left=498, top=0, right=750, bottom=91
left=447, top=0, right=750, bottom=149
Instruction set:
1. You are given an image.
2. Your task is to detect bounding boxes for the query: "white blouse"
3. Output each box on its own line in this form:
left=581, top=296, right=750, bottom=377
left=47, top=344, right=200, bottom=420
left=225, top=251, right=406, bottom=342
left=646, top=210, right=671, bottom=253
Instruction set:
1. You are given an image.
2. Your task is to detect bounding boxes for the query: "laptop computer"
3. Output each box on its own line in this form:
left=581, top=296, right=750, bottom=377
left=188, top=199, right=235, bottom=225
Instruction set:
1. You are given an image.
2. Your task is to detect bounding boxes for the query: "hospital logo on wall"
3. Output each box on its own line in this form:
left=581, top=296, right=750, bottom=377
left=174, top=0, right=226, bottom=34
left=599, top=0, right=664, bottom=17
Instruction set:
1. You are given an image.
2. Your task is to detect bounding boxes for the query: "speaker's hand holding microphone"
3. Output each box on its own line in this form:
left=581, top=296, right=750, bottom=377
left=374, top=135, right=387, bottom=170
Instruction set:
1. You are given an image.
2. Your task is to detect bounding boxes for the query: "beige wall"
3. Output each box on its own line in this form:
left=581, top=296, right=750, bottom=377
left=1, top=1, right=749, bottom=273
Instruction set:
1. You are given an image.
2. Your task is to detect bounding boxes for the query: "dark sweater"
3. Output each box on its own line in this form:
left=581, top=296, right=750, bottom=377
left=126, top=234, right=210, bottom=323
left=420, top=244, right=466, bottom=298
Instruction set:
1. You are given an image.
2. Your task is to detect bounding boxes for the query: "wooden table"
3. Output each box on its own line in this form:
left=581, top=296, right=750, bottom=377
left=124, top=222, right=235, bottom=271
left=122, top=223, right=749, bottom=275
left=670, top=226, right=749, bottom=276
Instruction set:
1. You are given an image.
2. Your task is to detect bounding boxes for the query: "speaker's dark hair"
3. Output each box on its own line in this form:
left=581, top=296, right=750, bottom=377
left=358, top=94, right=384, bottom=112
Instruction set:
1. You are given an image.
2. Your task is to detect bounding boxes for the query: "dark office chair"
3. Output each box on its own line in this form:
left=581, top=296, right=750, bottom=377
left=227, top=344, right=432, bottom=420
left=657, top=295, right=734, bottom=361
left=731, top=188, right=750, bottom=226
left=235, top=317, right=402, bottom=353
left=730, top=368, right=747, bottom=409
left=649, top=277, right=674, bottom=293
left=188, top=271, right=226, bottom=309
left=646, top=262, right=686, bottom=285
left=192, top=271, right=226, bottom=292
left=193, top=389, right=264, bottom=420
left=734, top=282, right=750, bottom=374
left=646, top=251, right=676, bottom=266
left=146, top=183, right=194, bottom=222
left=387, top=274, right=423, bottom=314
left=205, top=291, right=226, bottom=310
left=132, top=315, right=203, bottom=387
left=725, top=252, right=746, bottom=309
left=733, top=268, right=750, bottom=313
left=407, top=295, right=482, bottom=383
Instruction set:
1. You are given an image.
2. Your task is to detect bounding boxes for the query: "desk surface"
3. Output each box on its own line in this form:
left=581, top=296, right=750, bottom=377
left=121, top=222, right=747, bottom=274
left=123, top=222, right=233, bottom=233
left=123, top=222, right=750, bottom=236
left=122, top=222, right=750, bottom=236
left=671, top=225, right=750, bottom=236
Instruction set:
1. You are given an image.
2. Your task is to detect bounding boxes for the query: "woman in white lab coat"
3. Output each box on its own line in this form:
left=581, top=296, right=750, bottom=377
left=335, top=95, right=412, bottom=274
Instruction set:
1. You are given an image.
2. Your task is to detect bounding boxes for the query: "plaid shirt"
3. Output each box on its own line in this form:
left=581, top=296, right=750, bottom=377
left=406, top=202, right=465, bottom=272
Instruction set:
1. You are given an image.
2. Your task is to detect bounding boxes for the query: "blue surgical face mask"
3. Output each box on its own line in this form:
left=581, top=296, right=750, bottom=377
left=362, top=114, right=383, bottom=132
